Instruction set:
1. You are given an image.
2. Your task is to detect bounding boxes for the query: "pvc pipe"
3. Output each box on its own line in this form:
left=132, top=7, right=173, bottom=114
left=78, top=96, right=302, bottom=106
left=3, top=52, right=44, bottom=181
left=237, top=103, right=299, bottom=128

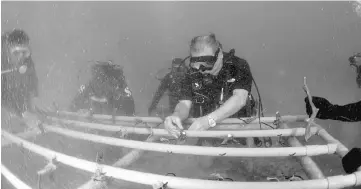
left=57, top=111, right=308, bottom=124
left=51, top=116, right=277, bottom=130
left=50, top=118, right=318, bottom=138
left=2, top=131, right=360, bottom=189
left=1, top=164, right=32, bottom=189
left=282, top=124, right=325, bottom=179
left=317, top=125, right=361, bottom=172
left=77, top=135, right=161, bottom=189
left=317, top=127, right=349, bottom=157
left=327, top=171, right=361, bottom=189
left=1, top=129, right=40, bottom=147
left=43, top=125, right=337, bottom=157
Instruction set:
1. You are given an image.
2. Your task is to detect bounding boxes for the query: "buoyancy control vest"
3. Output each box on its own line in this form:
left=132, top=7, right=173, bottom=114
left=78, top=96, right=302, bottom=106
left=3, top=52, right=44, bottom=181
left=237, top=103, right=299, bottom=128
left=185, top=49, right=258, bottom=118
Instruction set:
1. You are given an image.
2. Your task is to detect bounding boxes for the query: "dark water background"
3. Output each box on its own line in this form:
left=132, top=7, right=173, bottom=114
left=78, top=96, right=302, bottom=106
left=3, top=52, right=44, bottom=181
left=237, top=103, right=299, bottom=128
left=1, top=1, right=361, bottom=189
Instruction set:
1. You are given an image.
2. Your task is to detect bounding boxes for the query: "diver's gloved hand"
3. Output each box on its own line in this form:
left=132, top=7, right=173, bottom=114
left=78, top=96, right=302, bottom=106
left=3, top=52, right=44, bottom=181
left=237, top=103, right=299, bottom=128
left=164, top=115, right=184, bottom=139
left=304, top=96, right=335, bottom=120
left=342, top=147, right=361, bottom=174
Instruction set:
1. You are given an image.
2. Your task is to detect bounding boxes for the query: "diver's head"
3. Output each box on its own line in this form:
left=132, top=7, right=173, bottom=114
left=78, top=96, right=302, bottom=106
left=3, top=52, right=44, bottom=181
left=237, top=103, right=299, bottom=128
left=3, top=29, right=31, bottom=68
left=189, top=33, right=223, bottom=76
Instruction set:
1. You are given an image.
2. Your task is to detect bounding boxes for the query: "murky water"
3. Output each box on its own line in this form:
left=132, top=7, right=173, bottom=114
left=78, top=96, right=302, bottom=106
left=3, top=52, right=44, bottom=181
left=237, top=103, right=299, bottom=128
left=2, top=1, right=361, bottom=189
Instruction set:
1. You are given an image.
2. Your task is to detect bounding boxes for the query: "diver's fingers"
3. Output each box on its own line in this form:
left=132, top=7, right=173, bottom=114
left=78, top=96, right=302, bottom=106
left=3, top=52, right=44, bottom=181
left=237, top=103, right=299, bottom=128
left=167, top=127, right=180, bottom=138
left=172, top=117, right=184, bottom=130
left=170, top=131, right=180, bottom=139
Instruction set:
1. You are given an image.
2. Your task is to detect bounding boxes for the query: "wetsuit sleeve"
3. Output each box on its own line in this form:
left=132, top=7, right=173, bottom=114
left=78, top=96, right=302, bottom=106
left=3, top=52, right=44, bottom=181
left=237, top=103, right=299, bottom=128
left=232, top=59, right=253, bottom=93
left=329, top=101, right=361, bottom=122
left=149, top=74, right=170, bottom=113
left=179, top=73, right=193, bottom=101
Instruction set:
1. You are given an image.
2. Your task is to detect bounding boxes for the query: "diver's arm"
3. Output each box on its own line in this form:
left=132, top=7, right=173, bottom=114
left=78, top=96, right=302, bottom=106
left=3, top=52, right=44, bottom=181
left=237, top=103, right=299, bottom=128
left=305, top=97, right=361, bottom=122
left=328, top=101, right=361, bottom=122
left=148, top=74, right=170, bottom=114
left=172, top=100, right=192, bottom=121
left=172, top=72, right=193, bottom=121
left=208, top=89, right=248, bottom=123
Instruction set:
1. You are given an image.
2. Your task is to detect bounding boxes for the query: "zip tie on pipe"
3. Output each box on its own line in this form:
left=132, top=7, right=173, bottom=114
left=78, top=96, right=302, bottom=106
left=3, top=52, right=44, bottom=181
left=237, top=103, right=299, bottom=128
left=43, top=124, right=336, bottom=157
left=49, top=117, right=318, bottom=138
left=1, top=164, right=32, bottom=189
left=3, top=130, right=361, bottom=189
left=56, top=111, right=308, bottom=124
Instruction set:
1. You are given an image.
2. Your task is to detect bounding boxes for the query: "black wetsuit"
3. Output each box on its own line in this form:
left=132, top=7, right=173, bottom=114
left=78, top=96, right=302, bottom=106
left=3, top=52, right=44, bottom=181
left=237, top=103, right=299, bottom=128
left=1, top=57, right=39, bottom=117
left=69, top=63, right=135, bottom=116
left=179, top=52, right=254, bottom=118
left=148, top=69, right=187, bottom=115
left=305, top=97, right=361, bottom=122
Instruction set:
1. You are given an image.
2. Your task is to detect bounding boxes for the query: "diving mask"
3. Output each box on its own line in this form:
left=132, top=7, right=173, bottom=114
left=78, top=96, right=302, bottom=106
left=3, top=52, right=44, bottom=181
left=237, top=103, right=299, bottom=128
left=189, top=48, right=220, bottom=72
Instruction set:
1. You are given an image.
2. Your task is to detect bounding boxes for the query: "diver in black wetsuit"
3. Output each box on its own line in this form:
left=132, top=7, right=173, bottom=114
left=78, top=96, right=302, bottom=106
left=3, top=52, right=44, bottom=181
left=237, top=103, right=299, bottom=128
left=69, top=60, right=135, bottom=116
left=304, top=53, right=361, bottom=174
left=2, top=29, right=39, bottom=117
left=1, top=29, right=46, bottom=132
left=148, top=58, right=188, bottom=115
left=163, top=33, right=261, bottom=147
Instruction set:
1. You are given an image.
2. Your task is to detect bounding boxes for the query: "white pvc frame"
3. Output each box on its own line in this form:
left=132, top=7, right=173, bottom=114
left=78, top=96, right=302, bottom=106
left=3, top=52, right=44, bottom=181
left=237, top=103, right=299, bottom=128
left=43, top=124, right=337, bottom=157
left=1, top=164, right=32, bottom=189
left=57, top=111, right=308, bottom=124
left=50, top=117, right=319, bottom=138
left=2, top=130, right=361, bottom=189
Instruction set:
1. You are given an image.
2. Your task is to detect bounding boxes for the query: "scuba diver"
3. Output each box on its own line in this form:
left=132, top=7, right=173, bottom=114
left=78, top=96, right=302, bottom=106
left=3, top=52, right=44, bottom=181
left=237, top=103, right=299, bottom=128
left=304, top=53, right=361, bottom=174
left=2, top=29, right=38, bottom=116
left=1, top=29, right=45, bottom=132
left=163, top=33, right=266, bottom=146
left=69, top=60, right=136, bottom=116
left=148, top=58, right=188, bottom=116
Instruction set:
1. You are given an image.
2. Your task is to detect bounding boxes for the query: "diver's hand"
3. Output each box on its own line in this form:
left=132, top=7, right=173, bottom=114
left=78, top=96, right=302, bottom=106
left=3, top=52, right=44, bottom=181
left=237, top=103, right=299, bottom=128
left=304, top=96, right=334, bottom=119
left=188, top=116, right=210, bottom=131
left=164, top=115, right=183, bottom=138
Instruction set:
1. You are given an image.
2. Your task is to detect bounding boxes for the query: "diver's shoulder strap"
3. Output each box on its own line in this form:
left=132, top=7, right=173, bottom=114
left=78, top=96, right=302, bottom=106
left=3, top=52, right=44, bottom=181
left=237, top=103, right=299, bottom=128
left=223, top=49, right=249, bottom=70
